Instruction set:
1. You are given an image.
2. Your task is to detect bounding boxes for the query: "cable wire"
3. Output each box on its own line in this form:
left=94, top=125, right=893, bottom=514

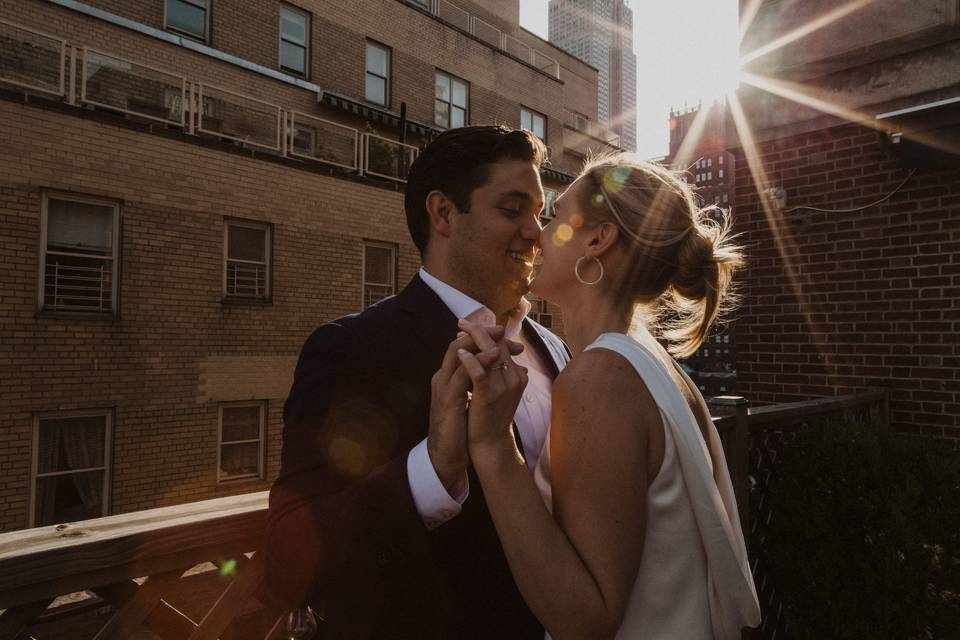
left=783, top=169, right=918, bottom=214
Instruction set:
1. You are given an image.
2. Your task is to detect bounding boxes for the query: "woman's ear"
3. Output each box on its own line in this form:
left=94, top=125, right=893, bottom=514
left=587, top=221, right=620, bottom=258
left=425, top=190, right=455, bottom=239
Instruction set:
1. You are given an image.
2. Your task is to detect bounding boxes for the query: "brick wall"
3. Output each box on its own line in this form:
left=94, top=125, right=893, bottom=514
left=732, top=121, right=960, bottom=439
left=0, top=99, right=418, bottom=531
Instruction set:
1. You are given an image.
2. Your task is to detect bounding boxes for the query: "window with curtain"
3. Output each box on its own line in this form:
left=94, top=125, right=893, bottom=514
left=165, top=0, right=209, bottom=41
left=32, top=413, right=111, bottom=527
left=280, top=4, right=310, bottom=77
left=41, top=194, right=119, bottom=314
left=219, top=403, right=265, bottom=482
left=434, top=71, right=468, bottom=129
left=365, top=41, right=391, bottom=106
left=363, top=241, right=396, bottom=308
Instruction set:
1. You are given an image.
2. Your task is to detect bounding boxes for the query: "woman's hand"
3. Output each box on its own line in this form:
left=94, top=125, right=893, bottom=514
left=455, top=320, right=529, bottom=463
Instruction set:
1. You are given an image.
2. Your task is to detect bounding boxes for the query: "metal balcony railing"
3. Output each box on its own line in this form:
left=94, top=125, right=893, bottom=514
left=362, top=133, right=419, bottom=182
left=81, top=48, right=187, bottom=127
left=197, top=84, right=282, bottom=151
left=470, top=16, right=502, bottom=49
left=0, top=19, right=65, bottom=97
left=436, top=0, right=470, bottom=32
left=286, top=111, right=360, bottom=171
left=421, top=0, right=560, bottom=78
left=563, top=109, right=622, bottom=147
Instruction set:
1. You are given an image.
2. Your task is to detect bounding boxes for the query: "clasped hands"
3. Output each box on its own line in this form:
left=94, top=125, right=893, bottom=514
left=428, top=319, right=529, bottom=492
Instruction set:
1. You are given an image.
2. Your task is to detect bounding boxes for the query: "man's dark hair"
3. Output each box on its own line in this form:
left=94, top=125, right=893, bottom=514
left=404, top=125, right=548, bottom=256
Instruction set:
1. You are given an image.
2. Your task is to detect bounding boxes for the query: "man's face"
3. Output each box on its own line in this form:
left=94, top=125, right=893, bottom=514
left=446, top=159, right=544, bottom=314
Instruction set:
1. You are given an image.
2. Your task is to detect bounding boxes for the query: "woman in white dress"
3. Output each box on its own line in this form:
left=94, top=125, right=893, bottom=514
left=445, top=155, right=761, bottom=639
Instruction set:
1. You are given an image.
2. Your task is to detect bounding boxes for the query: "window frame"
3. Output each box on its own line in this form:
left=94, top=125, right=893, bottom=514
left=361, top=240, right=397, bottom=309
left=222, top=218, right=272, bottom=303
left=217, top=401, right=266, bottom=484
left=540, top=188, right=558, bottom=226
left=365, top=39, right=392, bottom=107
left=520, top=106, right=547, bottom=143
left=164, top=0, right=210, bottom=43
left=278, top=3, right=311, bottom=78
left=29, top=409, right=113, bottom=528
left=38, top=192, right=121, bottom=316
left=434, top=70, right=469, bottom=129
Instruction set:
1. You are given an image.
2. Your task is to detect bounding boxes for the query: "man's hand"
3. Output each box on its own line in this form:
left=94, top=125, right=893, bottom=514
left=428, top=323, right=523, bottom=492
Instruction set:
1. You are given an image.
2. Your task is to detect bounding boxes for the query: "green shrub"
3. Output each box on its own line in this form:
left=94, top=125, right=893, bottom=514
left=765, top=422, right=960, bottom=639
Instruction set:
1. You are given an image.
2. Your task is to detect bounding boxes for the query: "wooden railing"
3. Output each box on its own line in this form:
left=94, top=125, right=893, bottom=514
left=0, top=391, right=888, bottom=639
left=0, top=492, right=280, bottom=640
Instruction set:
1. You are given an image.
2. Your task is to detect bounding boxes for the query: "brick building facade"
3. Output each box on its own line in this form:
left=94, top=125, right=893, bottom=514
left=0, top=0, right=618, bottom=532
left=732, top=0, right=960, bottom=439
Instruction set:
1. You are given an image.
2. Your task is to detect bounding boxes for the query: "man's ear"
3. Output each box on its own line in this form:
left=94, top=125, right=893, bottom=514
left=586, top=221, right=620, bottom=259
left=425, top=190, right=456, bottom=239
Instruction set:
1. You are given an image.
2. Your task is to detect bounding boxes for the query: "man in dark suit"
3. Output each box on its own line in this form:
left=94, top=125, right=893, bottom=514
left=265, top=125, right=569, bottom=639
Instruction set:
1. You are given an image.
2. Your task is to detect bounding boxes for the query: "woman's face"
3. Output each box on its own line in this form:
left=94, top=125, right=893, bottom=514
left=529, top=178, right=599, bottom=303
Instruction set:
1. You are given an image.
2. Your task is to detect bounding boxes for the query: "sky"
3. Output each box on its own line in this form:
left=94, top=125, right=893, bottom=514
left=519, top=0, right=741, bottom=159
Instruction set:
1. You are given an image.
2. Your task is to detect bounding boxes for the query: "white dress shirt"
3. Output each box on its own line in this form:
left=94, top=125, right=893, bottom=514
left=407, top=267, right=555, bottom=529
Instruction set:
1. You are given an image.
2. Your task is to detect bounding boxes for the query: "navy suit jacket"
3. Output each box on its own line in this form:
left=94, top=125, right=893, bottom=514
left=265, top=274, right=569, bottom=639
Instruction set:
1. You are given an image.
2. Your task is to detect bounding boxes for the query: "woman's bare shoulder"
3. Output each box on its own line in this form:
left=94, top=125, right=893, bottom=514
left=553, top=346, right=656, bottom=417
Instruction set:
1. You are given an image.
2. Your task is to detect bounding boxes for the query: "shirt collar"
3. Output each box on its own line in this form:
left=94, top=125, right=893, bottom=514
left=419, top=267, right=530, bottom=339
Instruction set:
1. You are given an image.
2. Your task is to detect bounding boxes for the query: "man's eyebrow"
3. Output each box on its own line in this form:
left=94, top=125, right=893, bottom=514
left=497, top=190, right=534, bottom=201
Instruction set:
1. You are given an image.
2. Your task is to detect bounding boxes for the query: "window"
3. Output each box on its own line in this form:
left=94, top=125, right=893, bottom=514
left=40, top=194, right=120, bottom=314
left=540, top=189, right=557, bottom=225
left=723, top=193, right=729, bottom=203
left=435, top=71, right=468, bottom=129
left=365, top=40, right=391, bottom=106
left=707, top=172, right=712, bottom=180
left=292, top=122, right=316, bottom=155
left=707, top=158, right=712, bottom=167
left=521, top=107, right=546, bottom=142
left=363, top=241, right=396, bottom=308
left=31, top=412, right=111, bottom=527
left=724, top=335, right=730, bottom=343
left=704, top=349, right=710, bottom=357
left=718, top=169, right=724, bottom=179
left=279, top=4, right=310, bottom=77
left=165, top=0, right=209, bottom=41
left=224, top=220, right=271, bottom=301
left=719, top=154, right=724, bottom=165
left=219, top=403, right=265, bottom=482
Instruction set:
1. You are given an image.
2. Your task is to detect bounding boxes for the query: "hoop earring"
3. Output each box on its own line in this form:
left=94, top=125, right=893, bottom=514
left=575, top=256, right=604, bottom=285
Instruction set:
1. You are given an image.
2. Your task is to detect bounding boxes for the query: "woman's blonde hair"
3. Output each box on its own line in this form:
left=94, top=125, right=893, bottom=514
left=575, top=153, right=744, bottom=358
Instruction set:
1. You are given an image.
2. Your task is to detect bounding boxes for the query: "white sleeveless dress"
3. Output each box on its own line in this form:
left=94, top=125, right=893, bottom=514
left=533, top=331, right=760, bottom=640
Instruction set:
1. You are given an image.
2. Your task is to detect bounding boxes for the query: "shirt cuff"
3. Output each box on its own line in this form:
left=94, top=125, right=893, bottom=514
left=407, top=438, right=469, bottom=530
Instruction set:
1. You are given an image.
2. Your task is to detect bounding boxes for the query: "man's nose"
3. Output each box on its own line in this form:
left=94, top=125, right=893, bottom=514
left=521, top=214, right=541, bottom=241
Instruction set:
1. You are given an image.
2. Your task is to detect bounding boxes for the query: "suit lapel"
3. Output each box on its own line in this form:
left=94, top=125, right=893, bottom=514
left=521, top=319, right=568, bottom=379
left=398, top=274, right=460, bottom=363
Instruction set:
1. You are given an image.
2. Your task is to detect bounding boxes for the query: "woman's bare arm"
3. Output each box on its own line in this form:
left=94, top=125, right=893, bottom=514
left=465, top=347, right=663, bottom=640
